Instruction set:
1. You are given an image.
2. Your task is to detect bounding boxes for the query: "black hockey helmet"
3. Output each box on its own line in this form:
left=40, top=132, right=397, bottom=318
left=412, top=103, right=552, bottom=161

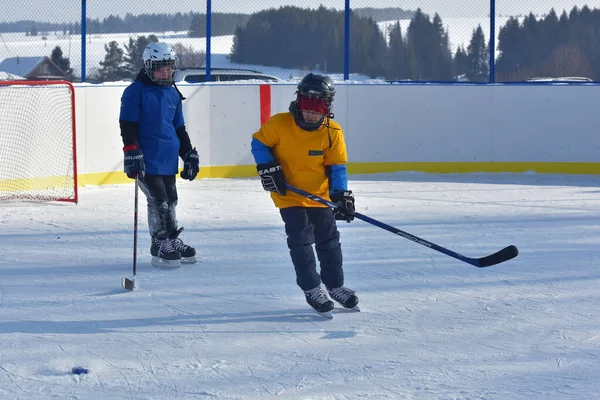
left=290, top=73, right=336, bottom=131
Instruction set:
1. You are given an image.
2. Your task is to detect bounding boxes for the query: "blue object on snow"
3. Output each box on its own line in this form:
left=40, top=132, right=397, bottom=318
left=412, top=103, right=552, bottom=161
left=71, top=366, right=89, bottom=375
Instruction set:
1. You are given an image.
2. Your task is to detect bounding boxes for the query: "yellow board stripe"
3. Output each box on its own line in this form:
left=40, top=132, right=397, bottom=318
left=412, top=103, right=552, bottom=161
left=0, top=176, right=75, bottom=192
left=30, top=162, right=600, bottom=188
left=347, top=162, right=600, bottom=175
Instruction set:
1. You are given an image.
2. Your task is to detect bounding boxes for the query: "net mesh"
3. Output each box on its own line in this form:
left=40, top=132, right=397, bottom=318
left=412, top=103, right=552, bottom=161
left=0, top=81, right=77, bottom=202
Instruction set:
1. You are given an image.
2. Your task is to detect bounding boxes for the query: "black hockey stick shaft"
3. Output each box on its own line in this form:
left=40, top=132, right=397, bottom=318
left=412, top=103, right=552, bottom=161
left=133, top=176, right=139, bottom=277
left=122, top=176, right=139, bottom=290
left=285, top=184, right=518, bottom=268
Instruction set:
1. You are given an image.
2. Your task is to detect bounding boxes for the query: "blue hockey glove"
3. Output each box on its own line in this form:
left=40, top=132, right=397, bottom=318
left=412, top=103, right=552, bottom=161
left=330, top=190, right=355, bottom=223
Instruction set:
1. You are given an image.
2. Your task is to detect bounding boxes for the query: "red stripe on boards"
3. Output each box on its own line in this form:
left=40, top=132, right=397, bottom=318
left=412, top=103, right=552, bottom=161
left=259, top=85, right=271, bottom=126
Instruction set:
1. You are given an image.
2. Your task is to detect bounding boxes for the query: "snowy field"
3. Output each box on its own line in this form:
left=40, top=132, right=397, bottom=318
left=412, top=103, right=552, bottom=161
left=1, top=172, right=599, bottom=399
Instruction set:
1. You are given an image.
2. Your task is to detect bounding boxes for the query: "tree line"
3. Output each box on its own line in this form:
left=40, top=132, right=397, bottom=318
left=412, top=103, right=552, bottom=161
left=0, top=8, right=411, bottom=36
left=230, top=5, right=600, bottom=81
left=39, top=5, right=600, bottom=82
left=230, top=6, right=486, bottom=81
left=496, top=6, right=600, bottom=80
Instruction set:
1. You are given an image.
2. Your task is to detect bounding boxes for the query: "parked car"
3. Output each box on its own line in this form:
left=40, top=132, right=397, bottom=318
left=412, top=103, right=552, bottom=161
left=525, top=76, right=593, bottom=82
left=175, top=68, right=281, bottom=83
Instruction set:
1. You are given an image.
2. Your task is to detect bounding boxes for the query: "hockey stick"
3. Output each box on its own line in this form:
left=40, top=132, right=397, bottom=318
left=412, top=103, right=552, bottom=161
left=122, top=176, right=139, bottom=290
left=285, top=184, right=518, bottom=268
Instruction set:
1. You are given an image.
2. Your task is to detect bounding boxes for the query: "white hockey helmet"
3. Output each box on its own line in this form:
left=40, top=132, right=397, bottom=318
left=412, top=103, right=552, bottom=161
left=142, top=42, right=177, bottom=86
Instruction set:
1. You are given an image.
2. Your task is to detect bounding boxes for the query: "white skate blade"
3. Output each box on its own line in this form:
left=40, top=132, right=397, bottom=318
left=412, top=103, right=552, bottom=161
left=151, top=256, right=181, bottom=269
left=314, top=310, right=333, bottom=320
left=338, top=305, right=360, bottom=312
left=181, top=256, right=197, bottom=264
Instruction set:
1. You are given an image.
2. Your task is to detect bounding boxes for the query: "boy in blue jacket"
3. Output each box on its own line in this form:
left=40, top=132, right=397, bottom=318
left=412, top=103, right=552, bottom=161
left=119, top=42, right=199, bottom=268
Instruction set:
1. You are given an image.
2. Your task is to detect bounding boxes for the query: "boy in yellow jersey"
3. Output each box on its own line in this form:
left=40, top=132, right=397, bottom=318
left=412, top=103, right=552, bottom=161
left=251, top=73, right=358, bottom=318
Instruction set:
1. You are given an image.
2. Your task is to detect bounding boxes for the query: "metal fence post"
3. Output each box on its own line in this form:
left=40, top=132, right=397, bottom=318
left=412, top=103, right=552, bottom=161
left=344, top=0, right=350, bottom=80
left=81, top=0, right=86, bottom=82
left=206, top=0, right=212, bottom=83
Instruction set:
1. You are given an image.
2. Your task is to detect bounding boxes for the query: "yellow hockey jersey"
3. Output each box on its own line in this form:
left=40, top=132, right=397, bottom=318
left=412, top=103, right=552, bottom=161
left=252, top=112, right=348, bottom=209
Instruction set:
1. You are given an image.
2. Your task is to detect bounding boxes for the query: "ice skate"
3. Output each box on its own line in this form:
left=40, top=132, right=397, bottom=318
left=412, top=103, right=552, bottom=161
left=169, top=227, right=197, bottom=264
left=304, top=286, right=334, bottom=319
left=150, top=232, right=181, bottom=268
left=326, top=286, right=360, bottom=311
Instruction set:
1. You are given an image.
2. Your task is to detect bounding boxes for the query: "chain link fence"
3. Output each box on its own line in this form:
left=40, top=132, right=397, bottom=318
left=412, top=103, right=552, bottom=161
left=1, top=1, right=599, bottom=83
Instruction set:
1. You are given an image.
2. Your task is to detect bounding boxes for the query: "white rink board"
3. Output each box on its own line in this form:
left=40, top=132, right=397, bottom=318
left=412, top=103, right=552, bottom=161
left=72, top=82, right=600, bottom=179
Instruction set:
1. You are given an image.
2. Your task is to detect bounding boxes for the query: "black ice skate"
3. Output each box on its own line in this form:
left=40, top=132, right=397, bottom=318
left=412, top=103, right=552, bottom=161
left=304, top=286, right=334, bottom=319
left=326, top=286, right=360, bottom=311
left=169, top=227, right=197, bottom=264
left=150, top=232, right=181, bottom=268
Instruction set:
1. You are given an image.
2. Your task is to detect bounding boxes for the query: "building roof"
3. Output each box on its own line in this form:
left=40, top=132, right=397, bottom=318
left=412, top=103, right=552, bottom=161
left=0, top=56, right=46, bottom=77
left=0, top=56, right=66, bottom=80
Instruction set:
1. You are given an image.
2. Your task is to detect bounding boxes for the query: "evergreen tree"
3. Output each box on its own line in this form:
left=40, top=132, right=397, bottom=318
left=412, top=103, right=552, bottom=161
left=520, top=13, right=539, bottom=69
left=387, top=21, right=410, bottom=79
left=454, top=46, right=469, bottom=79
left=50, top=45, right=74, bottom=80
left=405, top=9, right=453, bottom=80
left=496, top=17, right=522, bottom=76
left=541, top=9, right=561, bottom=55
left=188, top=13, right=249, bottom=37
left=230, top=6, right=386, bottom=78
left=97, top=41, right=126, bottom=82
left=188, top=14, right=206, bottom=37
left=466, top=25, right=489, bottom=82
left=122, top=35, right=158, bottom=78
left=406, top=8, right=430, bottom=79
left=431, top=13, right=454, bottom=80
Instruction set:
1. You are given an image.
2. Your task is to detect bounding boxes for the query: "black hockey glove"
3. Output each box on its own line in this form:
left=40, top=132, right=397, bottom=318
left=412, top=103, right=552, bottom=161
left=180, top=148, right=200, bottom=181
left=257, top=162, right=286, bottom=196
left=123, top=145, right=145, bottom=179
left=330, top=190, right=355, bottom=223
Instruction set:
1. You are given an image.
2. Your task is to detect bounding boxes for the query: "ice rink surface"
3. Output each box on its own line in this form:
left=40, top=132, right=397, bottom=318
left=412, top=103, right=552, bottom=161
left=1, top=172, right=599, bottom=399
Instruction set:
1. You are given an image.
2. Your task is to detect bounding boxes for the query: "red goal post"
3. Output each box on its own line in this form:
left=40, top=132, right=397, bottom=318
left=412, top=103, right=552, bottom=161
left=0, top=80, right=78, bottom=203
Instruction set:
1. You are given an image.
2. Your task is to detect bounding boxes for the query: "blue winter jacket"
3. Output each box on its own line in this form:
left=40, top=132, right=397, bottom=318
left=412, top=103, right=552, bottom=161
left=120, top=72, right=185, bottom=175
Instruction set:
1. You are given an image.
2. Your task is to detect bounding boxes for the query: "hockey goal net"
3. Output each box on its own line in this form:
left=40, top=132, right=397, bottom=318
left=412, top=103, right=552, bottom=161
left=0, top=80, right=78, bottom=203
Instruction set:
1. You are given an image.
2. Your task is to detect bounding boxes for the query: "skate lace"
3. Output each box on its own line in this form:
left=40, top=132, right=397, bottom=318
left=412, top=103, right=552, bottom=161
left=158, top=238, right=177, bottom=255
left=328, top=287, right=355, bottom=302
left=304, top=286, right=330, bottom=304
left=172, top=238, right=190, bottom=252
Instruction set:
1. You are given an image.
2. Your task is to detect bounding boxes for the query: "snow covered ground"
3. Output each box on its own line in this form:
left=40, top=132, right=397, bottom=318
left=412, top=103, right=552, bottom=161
left=1, top=172, right=599, bottom=399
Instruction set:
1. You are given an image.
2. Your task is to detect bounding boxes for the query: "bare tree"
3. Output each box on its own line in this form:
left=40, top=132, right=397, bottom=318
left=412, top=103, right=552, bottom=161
left=540, top=44, right=594, bottom=79
left=172, top=43, right=205, bottom=68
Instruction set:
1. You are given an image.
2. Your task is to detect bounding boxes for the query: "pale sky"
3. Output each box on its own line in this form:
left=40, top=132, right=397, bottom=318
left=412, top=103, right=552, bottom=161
left=2, top=1, right=600, bottom=23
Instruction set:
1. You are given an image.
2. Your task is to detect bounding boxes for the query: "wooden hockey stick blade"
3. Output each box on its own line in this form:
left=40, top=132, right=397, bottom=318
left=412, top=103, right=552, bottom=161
left=475, top=245, right=519, bottom=268
left=122, top=277, right=136, bottom=291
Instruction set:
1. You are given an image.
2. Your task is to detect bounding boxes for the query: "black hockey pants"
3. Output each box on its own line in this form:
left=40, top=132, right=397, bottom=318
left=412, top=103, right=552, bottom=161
left=138, top=175, right=178, bottom=238
left=280, top=206, right=344, bottom=291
